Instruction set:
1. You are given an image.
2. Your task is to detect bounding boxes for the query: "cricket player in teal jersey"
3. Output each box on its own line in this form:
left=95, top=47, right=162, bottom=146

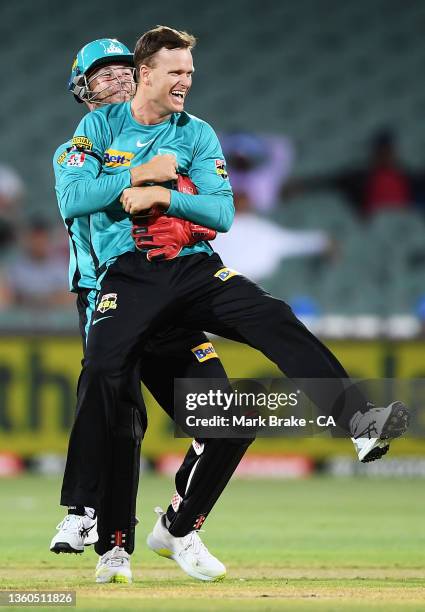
left=54, top=27, right=409, bottom=583
left=51, top=38, right=252, bottom=584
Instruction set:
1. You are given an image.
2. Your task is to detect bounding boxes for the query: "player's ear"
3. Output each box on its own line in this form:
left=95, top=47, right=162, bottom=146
left=139, top=65, right=151, bottom=86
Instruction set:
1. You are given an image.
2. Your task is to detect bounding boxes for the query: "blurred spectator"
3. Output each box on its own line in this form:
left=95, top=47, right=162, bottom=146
left=282, top=128, right=413, bottom=217
left=213, top=192, right=334, bottom=282
left=221, top=132, right=294, bottom=213
left=2, top=218, right=72, bottom=310
left=0, top=164, right=25, bottom=250
left=0, top=164, right=25, bottom=213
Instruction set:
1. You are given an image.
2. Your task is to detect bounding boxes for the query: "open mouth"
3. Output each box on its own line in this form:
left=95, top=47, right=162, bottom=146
left=171, top=90, right=185, bottom=102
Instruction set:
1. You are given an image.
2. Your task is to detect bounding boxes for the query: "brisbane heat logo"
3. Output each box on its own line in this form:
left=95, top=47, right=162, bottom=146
left=100, top=40, right=124, bottom=55
left=97, top=293, right=118, bottom=313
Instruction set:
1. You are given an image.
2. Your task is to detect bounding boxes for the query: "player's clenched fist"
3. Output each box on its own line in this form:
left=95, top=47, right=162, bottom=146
left=130, top=154, right=178, bottom=185
left=120, top=186, right=171, bottom=214
left=145, top=154, right=178, bottom=182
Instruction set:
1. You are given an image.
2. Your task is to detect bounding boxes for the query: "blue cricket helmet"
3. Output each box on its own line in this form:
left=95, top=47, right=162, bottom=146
left=68, top=38, right=134, bottom=103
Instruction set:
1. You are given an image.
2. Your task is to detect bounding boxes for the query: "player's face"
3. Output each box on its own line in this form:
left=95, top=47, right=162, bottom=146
left=145, top=48, right=194, bottom=115
left=87, top=63, right=136, bottom=105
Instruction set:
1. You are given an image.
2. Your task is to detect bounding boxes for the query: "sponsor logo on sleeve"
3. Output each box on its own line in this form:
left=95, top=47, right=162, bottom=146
left=104, top=149, right=135, bottom=167
left=67, top=152, right=86, bottom=167
left=71, top=136, right=93, bottom=150
left=56, top=151, right=67, bottom=165
left=215, top=159, right=228, bottom=179
left=214, top=267, right=239, bottom=282
left=97, top=292, right=118, bottom=313
left=191, top=342, right=218, bottom=363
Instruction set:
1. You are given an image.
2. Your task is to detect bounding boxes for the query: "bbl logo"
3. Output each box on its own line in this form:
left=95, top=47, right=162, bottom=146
left=215, top=159, right=228, bottom=179
left=97, top=293, right=118, bottom=313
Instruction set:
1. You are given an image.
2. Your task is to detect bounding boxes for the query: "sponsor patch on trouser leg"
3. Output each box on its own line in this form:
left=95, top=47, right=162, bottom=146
left=193, top=514, right=206, bottom=530
left=192, top=440, right=205, bottom=455
left=171, top=491, right=183, bottom=512
left=110, top=530, right=126, bottom=548
left=214, top=267, right=239, bottom=282
left=191, top=342, right=218, bottom=363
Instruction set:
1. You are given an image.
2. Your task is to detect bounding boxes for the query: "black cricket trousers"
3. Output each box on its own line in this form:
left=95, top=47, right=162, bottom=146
left=73, top=289, right=252, bottom=543
left=62, top=251, right=365, bottom=510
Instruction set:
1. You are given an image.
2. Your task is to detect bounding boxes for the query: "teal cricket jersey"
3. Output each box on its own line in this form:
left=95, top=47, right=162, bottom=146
left=54, top=102, right=234, bottom=279
left=54, top=141, right=97, bottom=292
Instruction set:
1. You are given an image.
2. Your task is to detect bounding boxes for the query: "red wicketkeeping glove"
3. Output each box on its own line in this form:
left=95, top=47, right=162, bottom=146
left=176, top=174, right=198, bottom=195
left=131, top=176, right=217, bottom=261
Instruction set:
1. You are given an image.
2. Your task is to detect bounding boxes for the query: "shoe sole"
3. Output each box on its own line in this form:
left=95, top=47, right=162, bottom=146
left=84, top=537, right=99, bottom=547
left=358, top=402, right=409, bottom=462
left=361, top=442, right=390, bottom=463
left=147, top=533, right=173, bottom=559
left=380, top=401, right=410, bottom=440
left=112, top=575, right=131, bottom=584
left=147, top=533, right=226, bottom=582
left=50, top=542, right=83, bottom=554
left=170, top=553, right=226, bottom=582
left=95, top=574, right=132, bottom=584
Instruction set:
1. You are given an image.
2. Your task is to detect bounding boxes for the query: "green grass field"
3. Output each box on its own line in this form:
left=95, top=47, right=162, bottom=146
left=1, top=473, right=425, bottom=611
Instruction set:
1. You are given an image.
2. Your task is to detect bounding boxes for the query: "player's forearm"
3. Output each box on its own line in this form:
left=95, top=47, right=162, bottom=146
left=57, top=172, right=131, bottom=218
left=130, top=164, right=152, bottom=186
left=167, top=192, right=235, bottom=232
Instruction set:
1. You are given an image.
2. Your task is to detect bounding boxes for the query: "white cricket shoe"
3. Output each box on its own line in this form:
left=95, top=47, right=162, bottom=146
left=50, top=513, right=98, bottom=554
left=147, top=507, right=226, bottom=582
left=350, top=401, right=409, bottom=462
left=95, top=546, right=132, bottom=584
left=351, top=437, right=390, bottom=463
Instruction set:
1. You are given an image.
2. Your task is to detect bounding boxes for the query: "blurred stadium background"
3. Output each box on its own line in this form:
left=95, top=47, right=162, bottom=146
left=1, top=0, right=425, bottom=479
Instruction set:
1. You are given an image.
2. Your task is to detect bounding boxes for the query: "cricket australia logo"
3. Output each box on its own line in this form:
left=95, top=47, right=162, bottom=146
left=97, top=293, right=118, bottom=313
